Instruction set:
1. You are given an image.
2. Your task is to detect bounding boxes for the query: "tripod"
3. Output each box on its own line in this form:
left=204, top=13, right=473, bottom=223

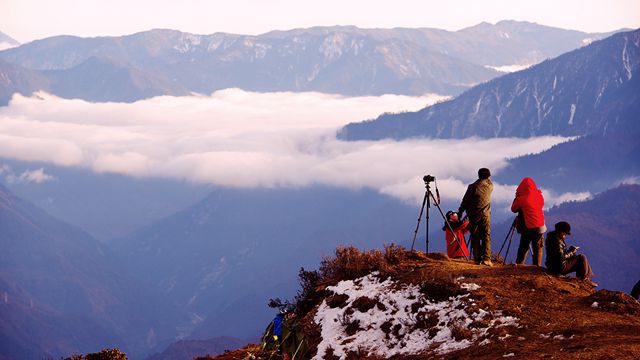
left=411, top=177, right=467, bottom=259
left=498, top=216, right=533, bottom=264
left=497, top=217, right=517, bottom=262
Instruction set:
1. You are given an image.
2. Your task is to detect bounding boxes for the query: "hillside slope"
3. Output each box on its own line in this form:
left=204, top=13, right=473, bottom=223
left=206, top=247, right=640, bottom=359
left=339, top=28, right=640, bottom=140
left=494, top=132, right=640, bottom=193
left=0, top=59, right=50, bottom=105
left=0, top=183, right=183, bottom=359
left=112, top=186, right=417, bottom=341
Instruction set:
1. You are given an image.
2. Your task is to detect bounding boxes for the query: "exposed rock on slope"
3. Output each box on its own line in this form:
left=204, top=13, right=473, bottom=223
left=205, top=247, right=640, bottom=359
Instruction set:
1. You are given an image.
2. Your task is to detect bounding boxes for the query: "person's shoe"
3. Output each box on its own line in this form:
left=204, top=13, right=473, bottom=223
left=481, top=259, right=493, bottom=267
left=584, top=279, right=598, bottom=287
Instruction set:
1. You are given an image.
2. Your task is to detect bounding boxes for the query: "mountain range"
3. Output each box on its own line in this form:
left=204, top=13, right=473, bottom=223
left=339, top=28, right=640, bottom=140
left=0, top=22, right=618, bottom=104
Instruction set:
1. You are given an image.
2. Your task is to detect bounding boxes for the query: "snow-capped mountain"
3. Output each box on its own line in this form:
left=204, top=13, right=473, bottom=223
left=0, top=22, right=618, bottom=104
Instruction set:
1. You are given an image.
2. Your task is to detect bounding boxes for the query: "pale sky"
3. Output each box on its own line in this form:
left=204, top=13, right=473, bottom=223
left=1, top=0, right=639, bottom=43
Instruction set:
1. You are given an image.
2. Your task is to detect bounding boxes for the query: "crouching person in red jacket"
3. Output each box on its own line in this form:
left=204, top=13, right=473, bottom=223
left=443, top=211, right=470, bottom=259
left=511, top=177, right=547, bottom=266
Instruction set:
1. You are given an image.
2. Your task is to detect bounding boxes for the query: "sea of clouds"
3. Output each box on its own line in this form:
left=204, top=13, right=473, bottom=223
left=0, top=89, right=581, bottom=208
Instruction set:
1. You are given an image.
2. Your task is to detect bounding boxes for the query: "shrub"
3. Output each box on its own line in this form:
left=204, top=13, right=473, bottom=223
left=293, top=267, right=325, bottom=314
left=64, top=348, right=127, bottom=360
left=318, top=246, right=391, bottom=281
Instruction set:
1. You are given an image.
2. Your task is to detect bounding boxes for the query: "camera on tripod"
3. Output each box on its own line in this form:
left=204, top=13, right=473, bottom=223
left=411, top=173, right=467, bottom=259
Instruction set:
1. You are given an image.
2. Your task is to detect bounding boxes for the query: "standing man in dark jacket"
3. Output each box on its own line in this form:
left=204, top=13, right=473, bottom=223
left=545, top=221, right=597, bottom=287
left=459, top=168, right=493, bottom=266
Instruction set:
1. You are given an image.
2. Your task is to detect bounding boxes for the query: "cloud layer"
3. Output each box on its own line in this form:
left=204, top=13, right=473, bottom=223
left=0, top=90, right=573, bottom=207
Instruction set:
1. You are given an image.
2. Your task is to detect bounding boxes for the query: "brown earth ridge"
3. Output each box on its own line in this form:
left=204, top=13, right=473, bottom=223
left=203, top=246, right=640, bottom=360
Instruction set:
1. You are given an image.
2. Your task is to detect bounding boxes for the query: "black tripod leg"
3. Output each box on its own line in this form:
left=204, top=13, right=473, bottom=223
left=504, top=227, right=515, bottom=263
left=411, top=191, right=428, bottom=251
left=425, top=188, right=430, bottom=253
left=498, top=217, right=517, bottom=258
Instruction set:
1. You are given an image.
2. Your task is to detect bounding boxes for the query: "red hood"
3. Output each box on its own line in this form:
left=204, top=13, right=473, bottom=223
left=516, top=177, right=539, bottom=195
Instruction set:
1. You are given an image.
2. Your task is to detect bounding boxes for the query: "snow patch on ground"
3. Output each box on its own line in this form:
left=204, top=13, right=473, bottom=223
left=312, top=272, right=519, bottom=359
left=460, top=283, right=481, bottom=291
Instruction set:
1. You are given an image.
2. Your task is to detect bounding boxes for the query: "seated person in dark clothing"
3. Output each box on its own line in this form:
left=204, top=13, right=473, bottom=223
left=545, top=221, right=597, bottom=287
left=632, top=280, right=640, bottom=301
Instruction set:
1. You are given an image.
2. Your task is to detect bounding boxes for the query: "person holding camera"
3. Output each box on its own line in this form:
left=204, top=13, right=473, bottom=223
left=443, top=211, right=470, bottom=259
left=458, top=168, right=493, bottom=266
left=511, top=177, right=547, bottom=266
left=545, top=221, right=597, bottom=287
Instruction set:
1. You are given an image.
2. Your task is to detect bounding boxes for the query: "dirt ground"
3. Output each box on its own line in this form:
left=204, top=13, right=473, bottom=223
left=203, top=251, right=640, bottom=360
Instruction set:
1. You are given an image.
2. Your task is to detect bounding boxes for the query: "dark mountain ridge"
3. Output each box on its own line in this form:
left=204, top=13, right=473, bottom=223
left=112, top=186, right=419, bottom=341
left=494, top=131, right=640, bottom=194
left=0, top=183, right=183, bottom=359
left=339, top=28, right=640, bottom=140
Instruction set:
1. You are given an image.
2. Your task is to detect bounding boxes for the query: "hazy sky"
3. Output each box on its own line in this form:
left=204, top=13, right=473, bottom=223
left=1, top=0, right=639, bottom=43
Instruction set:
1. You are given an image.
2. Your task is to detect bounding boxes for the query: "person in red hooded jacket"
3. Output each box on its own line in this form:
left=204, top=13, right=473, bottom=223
left=511, top=177, right=547, bottom=266
left=443, top=211, right=470, bottom=258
